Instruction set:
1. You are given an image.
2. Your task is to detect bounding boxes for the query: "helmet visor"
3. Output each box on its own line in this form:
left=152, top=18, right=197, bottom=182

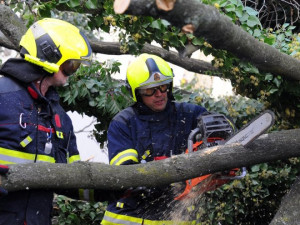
left=60, top=60, right=82, bottom=76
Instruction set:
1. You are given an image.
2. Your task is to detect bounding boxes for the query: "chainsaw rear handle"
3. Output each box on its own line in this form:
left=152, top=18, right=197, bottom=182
left=187, top=127, right=201, bottom=153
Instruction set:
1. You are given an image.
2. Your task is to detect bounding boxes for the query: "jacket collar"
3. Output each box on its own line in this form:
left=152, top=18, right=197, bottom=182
left=26, top=82, right=60, bottom=103
left=0, top=58, right=51, bottom=83
left=0, top=58, right=59, bottom=103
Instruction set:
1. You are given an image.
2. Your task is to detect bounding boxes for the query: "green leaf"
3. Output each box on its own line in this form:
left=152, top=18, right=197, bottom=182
left=253, top=29, right=261, bottom=37
left=219, top=0, right=227, bottom=7
left=161, top=19, right=170, bottom=27
left=68, top=0, right=80, bottom=7
left=277, top=34, right=285, bottom=42
left=245, top=6, right=258, bottom=16
left=38, top=5, right=51, bottom=17
left=85, top=0, right=98, bottom=9
left=235, top=6, right=243, bottom=18
left=269, top=88, right=278, bottom=94
left=225, top=4, right=235, bottom=12
left=239, top=12, right=249, bottom=22
left=192, top=37, right=203, bottom=46
left=229, top=0, right=238, bottom=4
left=251, top=165, right=260, bottom=172
left=150, top=20, right=161, bottom=30
left=247, top=15, right=260, bottom=28
left=273, top=78, right=281, bottom=87
left=89, top=100, right=97, bottom=107
left=264, top=36, right=276, bottom=45
left=252, top=179, right=259, bottom=185
left=260, top=163, right=268, bottom=171
left=265, top=73, right=273, bottom=81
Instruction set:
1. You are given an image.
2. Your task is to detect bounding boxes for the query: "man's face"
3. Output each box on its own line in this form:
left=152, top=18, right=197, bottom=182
left=50, top=70, right=69, bottom=87
left=140, top=84, right=169, bottom=112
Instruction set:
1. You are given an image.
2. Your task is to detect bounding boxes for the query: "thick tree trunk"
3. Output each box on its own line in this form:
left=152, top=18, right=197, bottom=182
left=270, top=176, right=300, bottom=225
left=1, top=129, right=300, bottom=192
left=114, top=0, right=300, bottom=81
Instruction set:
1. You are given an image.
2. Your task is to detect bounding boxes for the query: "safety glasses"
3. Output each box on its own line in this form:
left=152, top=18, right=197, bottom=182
left=139, top=84, right=170, bottom=96
left=60, top=60, right=81, bottom=76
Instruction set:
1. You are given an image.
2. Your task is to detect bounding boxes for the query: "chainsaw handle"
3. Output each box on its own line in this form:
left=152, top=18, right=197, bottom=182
left=187, top=127, right=201, bottom=153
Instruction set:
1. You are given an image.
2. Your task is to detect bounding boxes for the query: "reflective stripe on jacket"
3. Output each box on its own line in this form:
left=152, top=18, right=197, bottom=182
left=102, top=210, right=196, bottom=225
left=104, top=101, right=206, bottom=222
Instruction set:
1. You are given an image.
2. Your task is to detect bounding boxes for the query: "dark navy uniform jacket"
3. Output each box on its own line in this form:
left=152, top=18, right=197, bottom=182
left=102, top=101, right=206, bottom=224
left=0, top=59, right=80, bottom=225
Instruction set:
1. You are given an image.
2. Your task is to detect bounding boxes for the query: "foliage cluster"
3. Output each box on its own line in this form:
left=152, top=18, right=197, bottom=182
left=177, top=75, right=264, bottom=128
left=52, top=195, right=107, bottom=225
left=192, top=159, right=300, bottom=224
left=201, top=0, right=300, bottom=130
left=58, top=60, right=131, bottom=145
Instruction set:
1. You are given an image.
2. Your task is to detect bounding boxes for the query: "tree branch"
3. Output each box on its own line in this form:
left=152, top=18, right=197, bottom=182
left=114, top=0, right=300, bottom=81
left=1, top=129, right=300, bottom=192
left=90, top=40, right=217, bottom=74
left=0, top=4, right=26, bottom=48
left=0, top=4, right=217, bottom=75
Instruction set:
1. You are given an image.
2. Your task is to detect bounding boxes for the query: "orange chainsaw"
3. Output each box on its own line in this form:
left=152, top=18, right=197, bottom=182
left=175, top=110, right=275, bottom=200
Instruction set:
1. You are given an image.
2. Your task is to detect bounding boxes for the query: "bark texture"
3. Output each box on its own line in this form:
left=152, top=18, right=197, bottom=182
left=114, top=0, right=300, bottom=81
left=270, top=176, right=300, bottom=224
left=1, top=129, right=300, bottom=192
left=0, top=4, right=26, bottom=48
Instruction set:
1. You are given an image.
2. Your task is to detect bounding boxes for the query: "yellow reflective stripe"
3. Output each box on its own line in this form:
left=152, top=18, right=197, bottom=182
left=114, top=156, right=139, bottom=166
left=79, top=188, right=84, bottom=200
left=102, top=211, right=196, bottom=225
left=0, top=159, right=15, bottom=165
left=20, top=136, right=33, bottom=147
left=142, top=150, right=151, bottom=160
left=102, top=211, right=142, bottom=225
left=79, top=189, right=94, bottom=202
left=36, top=154, right=55, bottom=163
left=143, top=220, right=196, bottom=225
left=0, top=147, right=55, bottom=164
left=116, top=202, right=124, bottom=208
left=89, top=189, right=94, bottom=202
left=56, top=131, right=64, bottom=139
left=68, top=154, right=80, bottom=163
left=110, top=149, right=138, bottom=165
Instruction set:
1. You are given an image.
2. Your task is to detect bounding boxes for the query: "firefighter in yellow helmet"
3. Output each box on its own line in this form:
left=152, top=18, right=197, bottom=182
left=0, top=18, right=108, bottom=224
left=102, top=54, right=208, bottom=224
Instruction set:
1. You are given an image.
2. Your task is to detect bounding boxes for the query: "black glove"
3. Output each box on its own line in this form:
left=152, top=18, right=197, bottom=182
left=0, top=165, right=9, bottom=196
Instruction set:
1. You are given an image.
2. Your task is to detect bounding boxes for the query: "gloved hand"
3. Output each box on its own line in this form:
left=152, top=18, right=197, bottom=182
left=0, top=165, right=9, bottom=196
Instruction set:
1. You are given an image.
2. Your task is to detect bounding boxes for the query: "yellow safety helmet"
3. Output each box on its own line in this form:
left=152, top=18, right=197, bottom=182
left=19, top=18, right=92, bottom=74
left=126, top=54, right=174, bottom=102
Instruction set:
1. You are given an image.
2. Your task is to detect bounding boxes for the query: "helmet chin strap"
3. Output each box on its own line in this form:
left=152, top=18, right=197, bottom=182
left=35, top=75, right=48, bottom=96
